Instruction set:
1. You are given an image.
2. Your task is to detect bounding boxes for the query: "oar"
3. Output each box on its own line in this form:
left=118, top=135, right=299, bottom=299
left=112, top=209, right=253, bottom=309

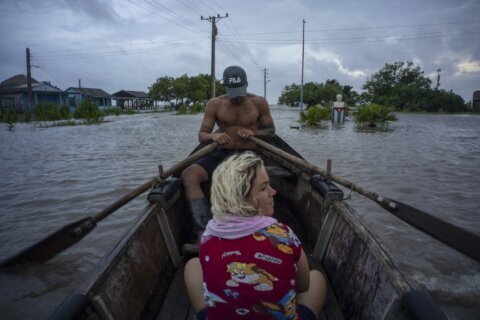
left=0, top=142, right=218, bottom=268
left=251, top=137, right=480, bottom=263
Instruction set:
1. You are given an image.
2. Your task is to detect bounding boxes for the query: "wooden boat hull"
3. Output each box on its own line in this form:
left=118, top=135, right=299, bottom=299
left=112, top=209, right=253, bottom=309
left=50, top=136, right=450, bottom=320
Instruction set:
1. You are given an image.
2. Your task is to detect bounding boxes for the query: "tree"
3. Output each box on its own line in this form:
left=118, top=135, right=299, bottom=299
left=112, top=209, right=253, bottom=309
left=425, top=89, right=466, bottom=113
left=187, top=74, right=209, bottom=105
left=278, top=80, right=359, bottom=107
left=172, top=74, right=189, bottom=105
left=278, top=84, right=301, bottom=106
left=149, top=76, right=174, bottom=102
left=362, top=61, right=468, bottom=112
left=150, top=73, right=225, bottom=106
left=362, top=61, right=432, bottom=111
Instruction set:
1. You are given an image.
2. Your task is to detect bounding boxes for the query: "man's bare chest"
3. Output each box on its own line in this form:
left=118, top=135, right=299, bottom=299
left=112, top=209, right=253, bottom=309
left=217, top=104, right=259, bottom=126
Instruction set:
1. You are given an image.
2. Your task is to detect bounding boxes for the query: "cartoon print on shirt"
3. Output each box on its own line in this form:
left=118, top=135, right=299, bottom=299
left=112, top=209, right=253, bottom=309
left=223, top=288, right=240, bottom=300
left=253, top=289, right=298, bottom=320
left=253, top=224, right=297, bottom=254
left=235, top=308, right=250, bottom=316
left=226, top=262, right=278, bottom=291
left=203, top=283, right=227, bottom=308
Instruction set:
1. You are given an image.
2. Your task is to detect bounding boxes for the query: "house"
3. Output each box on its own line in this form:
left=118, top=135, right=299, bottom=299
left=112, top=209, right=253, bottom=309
left=112, top=90, right=153, bottom=109
left=0, top=74, right=64, bottom=113
left=64, top=87, right=112, bottom=110
left=473, top=91, right=480, bottom=113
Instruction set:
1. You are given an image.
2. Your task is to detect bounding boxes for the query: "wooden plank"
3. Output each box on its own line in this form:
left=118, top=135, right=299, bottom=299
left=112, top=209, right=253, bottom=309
left=156, top=208, right=181, bottom=268
left=156, top=262, right=191, bottom=320
left=313, top=206, right=339, bottom=260
left=323, top=279, right=345, bottom=320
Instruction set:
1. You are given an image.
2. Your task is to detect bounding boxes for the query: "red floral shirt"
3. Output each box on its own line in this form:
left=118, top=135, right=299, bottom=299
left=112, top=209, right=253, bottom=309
left=200, top=222, right=302, bottom=319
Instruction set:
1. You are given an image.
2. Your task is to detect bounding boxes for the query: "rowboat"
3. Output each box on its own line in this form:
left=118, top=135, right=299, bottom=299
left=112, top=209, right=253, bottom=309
left=3, top=136, right=478, bottom=319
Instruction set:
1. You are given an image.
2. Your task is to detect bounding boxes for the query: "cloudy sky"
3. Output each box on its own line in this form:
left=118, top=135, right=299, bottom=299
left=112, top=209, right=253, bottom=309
left=1, top=0, right=479, bottom=104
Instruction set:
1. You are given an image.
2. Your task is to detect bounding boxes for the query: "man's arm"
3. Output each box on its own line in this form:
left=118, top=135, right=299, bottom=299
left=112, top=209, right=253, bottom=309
left=256, top=97, right=275, bottom=138
left=198, top=100, right=231, bottom=145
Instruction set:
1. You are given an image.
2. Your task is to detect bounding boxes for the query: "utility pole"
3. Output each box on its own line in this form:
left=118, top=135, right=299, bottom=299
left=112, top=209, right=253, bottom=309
left=300, top=19, right=305, bottom=111
left=26, top=48, right=33, bottom=108
left=263, top=68, right=270, bottom=99
left=201, top=13, right=228, bottom=98
left=436, top=68, right=441, bottom=90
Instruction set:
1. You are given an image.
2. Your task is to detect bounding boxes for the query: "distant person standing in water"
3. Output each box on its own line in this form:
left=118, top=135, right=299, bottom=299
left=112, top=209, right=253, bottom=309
left=181, top=66, right=275, bottom=249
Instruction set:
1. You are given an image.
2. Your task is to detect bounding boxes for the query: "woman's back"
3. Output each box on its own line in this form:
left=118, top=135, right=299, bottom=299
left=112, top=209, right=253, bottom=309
left=200, top=222, right=302, bottom=319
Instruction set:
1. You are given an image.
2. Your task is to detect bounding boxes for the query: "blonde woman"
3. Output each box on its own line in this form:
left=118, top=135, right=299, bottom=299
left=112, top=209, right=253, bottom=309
left=184, top=152, right=326, bottom=319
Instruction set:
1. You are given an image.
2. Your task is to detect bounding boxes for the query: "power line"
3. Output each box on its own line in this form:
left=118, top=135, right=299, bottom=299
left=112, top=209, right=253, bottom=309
left=33, top=37, right=208, bottom=57
left=210, top=0, right=227, bottom=13
left=231, top=20, right=480, bottom=36
left=30, top=56, right=66, bottom=89
left=197, top=0, right=217, bottom=14
left=33, top=39, right=209, bottom=60
left=128, top=0, right=205, bottom=35
left=223, top=19, right=261, bottom=69
left=218, top=29, right=480, bottom=45
left=176, top=0, right=204, bottom=16
left=142, top=0, right=208, bottom=34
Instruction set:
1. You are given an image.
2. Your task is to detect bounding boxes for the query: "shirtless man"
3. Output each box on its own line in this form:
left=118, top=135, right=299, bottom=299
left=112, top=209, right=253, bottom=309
left=181, top=66, right=275, bottom=242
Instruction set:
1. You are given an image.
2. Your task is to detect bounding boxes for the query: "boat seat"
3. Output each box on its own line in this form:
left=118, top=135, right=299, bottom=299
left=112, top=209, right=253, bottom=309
left=148, top=177, right=182, bottom=209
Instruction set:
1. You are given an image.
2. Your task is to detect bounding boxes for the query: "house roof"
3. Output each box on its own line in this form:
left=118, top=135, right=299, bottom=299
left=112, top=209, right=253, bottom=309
left=65, top=87, right=111, bottom=97
left=0, top=74, right=39, bottom=88
left=112, top=90, right=150, bottom=99
left=0, top=75, right=62, bottom=94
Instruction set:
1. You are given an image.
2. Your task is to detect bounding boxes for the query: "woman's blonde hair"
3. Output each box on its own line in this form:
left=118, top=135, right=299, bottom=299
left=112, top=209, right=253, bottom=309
left=210, top=151, right=263, bottom=218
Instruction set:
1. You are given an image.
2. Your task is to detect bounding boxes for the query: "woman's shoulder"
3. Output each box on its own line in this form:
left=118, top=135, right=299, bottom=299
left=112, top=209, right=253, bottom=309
left=254, top=222, right=302, bottom=248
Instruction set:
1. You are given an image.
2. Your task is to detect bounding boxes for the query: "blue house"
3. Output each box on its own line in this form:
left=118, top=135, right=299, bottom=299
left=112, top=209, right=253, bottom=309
left=0, top=74, right=64, bottom=114
left=64, top=87, right=112, bottom=111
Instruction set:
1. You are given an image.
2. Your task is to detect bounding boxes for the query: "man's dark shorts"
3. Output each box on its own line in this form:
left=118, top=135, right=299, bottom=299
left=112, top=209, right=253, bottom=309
left=195, top=148, right=256, bottom=178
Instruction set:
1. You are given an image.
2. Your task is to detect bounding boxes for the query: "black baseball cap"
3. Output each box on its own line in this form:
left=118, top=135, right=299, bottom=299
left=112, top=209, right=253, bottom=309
left=223, top=66, right=248, bottom=98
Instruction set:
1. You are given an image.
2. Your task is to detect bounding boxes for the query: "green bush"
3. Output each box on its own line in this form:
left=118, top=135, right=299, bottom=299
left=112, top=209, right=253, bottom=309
left=355, top=103, right=397, bottom=128
left=74, top=98, right=103, bottom=123
left=24, top=111, right=32, bottom=123
left=2, top=110, right=19, bottom=131
left=176, top=103, right=188, bottom=115
left=103, top=107, right=138, bottom=116
left=34, top=103, right=62, bottom=121
left=299, top=105, right=330, bottom=126
left=102, top=107, right=121, bottom=116
left=60, top=105, right=70, bottom=119
left=190, top=103, right=204, bottom=114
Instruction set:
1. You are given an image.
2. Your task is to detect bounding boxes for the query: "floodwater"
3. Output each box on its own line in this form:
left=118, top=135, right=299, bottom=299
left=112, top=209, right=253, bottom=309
left=0, top=108, right=479, bottom=319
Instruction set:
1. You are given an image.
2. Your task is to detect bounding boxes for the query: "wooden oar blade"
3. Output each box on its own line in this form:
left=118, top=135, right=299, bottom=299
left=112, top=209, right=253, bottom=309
left=0, top=217, right=95, bottom=268
left=377, top=199, right=480, bottom=263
